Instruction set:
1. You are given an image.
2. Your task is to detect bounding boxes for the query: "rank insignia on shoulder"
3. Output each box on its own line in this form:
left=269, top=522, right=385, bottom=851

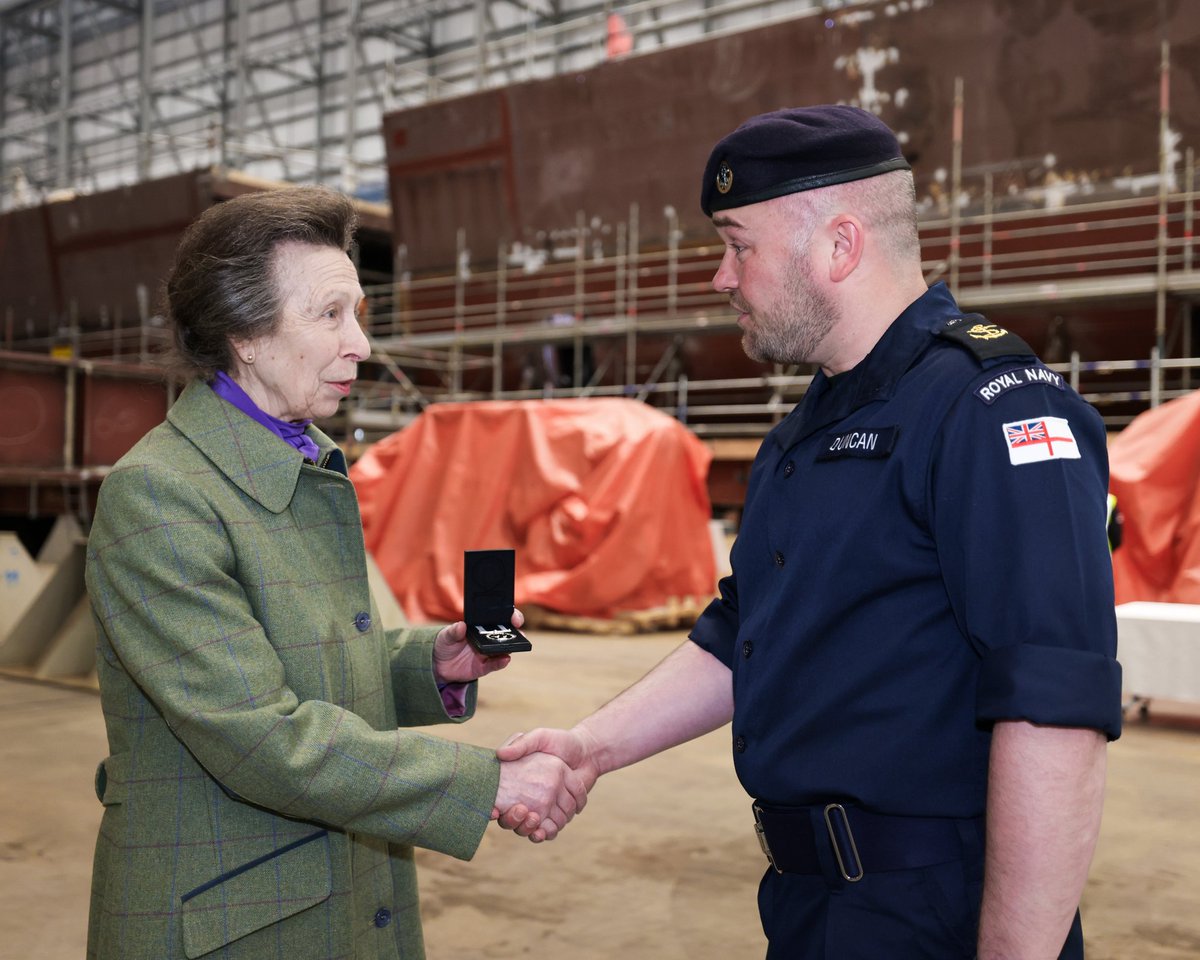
left=937, top=315, right=1036, bottom=361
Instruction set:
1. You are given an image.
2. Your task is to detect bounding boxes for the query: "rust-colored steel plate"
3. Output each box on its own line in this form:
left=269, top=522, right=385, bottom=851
left=0, top=367, right=67, bottom=469
left=81, top=375, right=169, bottom=467
left=384, top=0, right=1200, bottom=272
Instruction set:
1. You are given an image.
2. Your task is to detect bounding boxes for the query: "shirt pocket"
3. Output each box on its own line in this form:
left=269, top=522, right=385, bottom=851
left=180, top=829, right=332, bottom=958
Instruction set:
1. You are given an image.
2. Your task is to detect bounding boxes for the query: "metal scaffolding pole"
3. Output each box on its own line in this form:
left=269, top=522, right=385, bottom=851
left=1154, top=39, right=1170, bottom=406
left=1186, top=147, right=1195, bottom=274
left=625, top=202, right=639, bottom=387
left=56, top=0, right=71, bottom=189
left=493, top=240, right=507, bottom=397
left=574, top=209, right=585, bottom=387
left=949, top=76, right=963, bottom=291
left=229, top=0, right=251, bottom=170
left=315, top=0, right=330, bottom=184
left=137, top=0, right=155, bottom=179
left=0, top=19, right=6, bottom=194
left=343, top=0, right=361, bottom=194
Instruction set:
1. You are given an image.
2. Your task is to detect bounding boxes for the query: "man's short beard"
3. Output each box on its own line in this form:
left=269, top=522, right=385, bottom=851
left=740, top=252, right=838, bottom=365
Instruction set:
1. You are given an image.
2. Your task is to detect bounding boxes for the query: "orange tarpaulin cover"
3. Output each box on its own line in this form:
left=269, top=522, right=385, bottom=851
left=351, top=399, right=716, bottom=622
left=1110, top=389, right=1200, bottom=604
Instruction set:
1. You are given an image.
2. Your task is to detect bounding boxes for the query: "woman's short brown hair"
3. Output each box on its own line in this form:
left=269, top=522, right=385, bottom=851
left=165, top=186, right=358, bottom=379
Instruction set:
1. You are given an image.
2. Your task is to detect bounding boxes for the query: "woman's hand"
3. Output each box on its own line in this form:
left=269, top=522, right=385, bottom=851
left=432, top=609, right=525, bottom=684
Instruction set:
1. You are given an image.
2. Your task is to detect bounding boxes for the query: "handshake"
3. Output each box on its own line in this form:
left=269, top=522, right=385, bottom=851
left=490, top=727, right=600, bottom=842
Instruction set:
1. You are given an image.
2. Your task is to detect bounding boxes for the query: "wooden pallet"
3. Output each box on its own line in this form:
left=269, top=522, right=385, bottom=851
left=522, top=597, right=708, bottom=636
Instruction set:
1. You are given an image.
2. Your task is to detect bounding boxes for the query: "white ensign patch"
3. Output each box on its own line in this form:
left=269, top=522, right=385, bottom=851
left=1002, top=416, right=1081, bottom=465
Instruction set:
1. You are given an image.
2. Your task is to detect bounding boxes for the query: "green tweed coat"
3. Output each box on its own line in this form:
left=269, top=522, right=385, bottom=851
left=85, top=380, right=501, bottom=960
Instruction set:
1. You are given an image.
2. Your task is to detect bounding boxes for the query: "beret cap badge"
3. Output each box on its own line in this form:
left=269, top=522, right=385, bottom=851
left=700, top=104, right=911, bottom=216
left=716, top=161, right=734, bottom=195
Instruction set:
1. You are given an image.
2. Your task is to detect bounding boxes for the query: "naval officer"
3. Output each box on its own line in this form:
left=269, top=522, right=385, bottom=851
left=497, top=105, right=1121, bottom=960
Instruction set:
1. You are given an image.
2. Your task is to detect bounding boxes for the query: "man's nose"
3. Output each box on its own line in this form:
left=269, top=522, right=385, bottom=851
left=712, top=250, right=738, bottom=293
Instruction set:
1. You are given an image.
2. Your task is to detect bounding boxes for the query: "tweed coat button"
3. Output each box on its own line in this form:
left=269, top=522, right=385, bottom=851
left=774, top=550, right=785, bottom=567
left=354, top=611, right=372, bottom=632
left=735, top=735, right=746, bottom=753
left=743, top=640, right=753, bottom=659
left=373, top=907, right=392, bottom=928
left=783, top=460, right=795, bottom=477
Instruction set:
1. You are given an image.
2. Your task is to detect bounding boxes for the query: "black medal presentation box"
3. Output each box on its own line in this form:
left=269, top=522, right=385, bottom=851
left=464, top=549, right=532, bottom=655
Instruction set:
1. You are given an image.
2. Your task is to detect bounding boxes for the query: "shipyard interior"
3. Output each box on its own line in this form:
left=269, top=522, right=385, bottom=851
left=2, top=0, right=1200, bottom=958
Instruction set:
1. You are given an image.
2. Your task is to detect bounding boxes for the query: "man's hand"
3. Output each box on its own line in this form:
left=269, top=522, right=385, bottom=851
left=489, top=641, right=733, bottom=842
left=491, top=750, right=588, bottom=842
left=492, top=728, right=601, bottom=841
left=432, top=609, right=525, bottom=684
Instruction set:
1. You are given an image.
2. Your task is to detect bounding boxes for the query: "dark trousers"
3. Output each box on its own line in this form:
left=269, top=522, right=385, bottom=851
left=757, top=865, right=1085, bottom=959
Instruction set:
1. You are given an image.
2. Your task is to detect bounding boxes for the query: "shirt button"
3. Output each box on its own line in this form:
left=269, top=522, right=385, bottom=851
left=783, top=460, right=795, bottom=478
left=742, top=640, right=753, bottom=659
left=354, top=611, right=372, bottom=633
left=774, top=551, right=785, bottom=567
left=735, top=735, right=746, bottom=753
left=373, top=907, right=392, bottom=928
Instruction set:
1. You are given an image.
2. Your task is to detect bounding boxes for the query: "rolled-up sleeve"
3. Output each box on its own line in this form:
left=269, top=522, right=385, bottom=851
left=689, top=571, right=740, bottom=668
left=978, top=644, right=1122, bottom=738
left=932, top=372, right=1122, bottom=740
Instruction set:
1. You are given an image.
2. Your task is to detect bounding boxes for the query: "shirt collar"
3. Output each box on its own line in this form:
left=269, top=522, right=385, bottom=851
left=210, top=370, right=321, bottom=463
left=772, top=282, right=962, bottom=451
left=168, top=381, right=344, bottom=514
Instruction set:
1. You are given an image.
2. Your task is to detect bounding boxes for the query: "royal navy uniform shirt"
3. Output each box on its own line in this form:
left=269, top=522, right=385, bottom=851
left=690, top=282, right=1122, bottom=816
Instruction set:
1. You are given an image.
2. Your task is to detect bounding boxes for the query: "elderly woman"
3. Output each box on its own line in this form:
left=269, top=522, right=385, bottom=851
left=85, top=186, right=583, bottom=960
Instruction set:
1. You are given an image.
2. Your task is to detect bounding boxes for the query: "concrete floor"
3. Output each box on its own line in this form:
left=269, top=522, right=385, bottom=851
left=2, top=631, right=1198, bottom=960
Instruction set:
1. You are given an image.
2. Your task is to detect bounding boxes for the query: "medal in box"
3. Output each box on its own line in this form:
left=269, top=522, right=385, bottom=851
left=464, top=549, right=532, bottom=654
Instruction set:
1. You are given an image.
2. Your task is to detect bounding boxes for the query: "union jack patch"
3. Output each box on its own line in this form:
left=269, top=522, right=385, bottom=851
left=1002, top=416, right=1081, bottom=466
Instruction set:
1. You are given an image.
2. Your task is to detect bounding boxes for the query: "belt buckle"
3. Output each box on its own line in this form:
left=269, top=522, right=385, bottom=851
left=752, top=803, right=783, bottom=874
left=823, top=803, right=864, bottom=882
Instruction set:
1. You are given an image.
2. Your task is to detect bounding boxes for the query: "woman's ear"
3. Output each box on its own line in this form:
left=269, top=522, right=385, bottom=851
left=229, top=337, right=256, bottom=366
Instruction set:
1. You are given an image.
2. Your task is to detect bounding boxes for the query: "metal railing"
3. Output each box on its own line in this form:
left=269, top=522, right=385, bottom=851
left=332, top=182, right=1200, bottom=437
left=5, top=183, right=1199, bottom=442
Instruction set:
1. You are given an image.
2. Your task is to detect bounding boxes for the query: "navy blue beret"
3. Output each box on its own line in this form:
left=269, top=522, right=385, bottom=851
left=700, top=105, right=910, bottom=216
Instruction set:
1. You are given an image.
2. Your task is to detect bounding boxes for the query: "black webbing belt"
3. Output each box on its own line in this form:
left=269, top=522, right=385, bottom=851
left=752, top=801, right=983, bottom=882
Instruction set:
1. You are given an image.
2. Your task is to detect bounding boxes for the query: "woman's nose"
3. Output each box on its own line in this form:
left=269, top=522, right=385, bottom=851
left=345, top=312, right=371, bottom=361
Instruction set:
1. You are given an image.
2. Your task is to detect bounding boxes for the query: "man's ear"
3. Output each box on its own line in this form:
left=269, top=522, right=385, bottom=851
left=828, top=214, right=864, bottom=283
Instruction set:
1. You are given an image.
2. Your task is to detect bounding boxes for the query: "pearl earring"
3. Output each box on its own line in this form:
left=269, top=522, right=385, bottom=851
left=245, top=353, right=254, bottom=363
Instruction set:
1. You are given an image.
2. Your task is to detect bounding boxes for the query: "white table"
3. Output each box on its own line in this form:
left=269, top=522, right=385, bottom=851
left=1115, top=601, right=1200, bottom=708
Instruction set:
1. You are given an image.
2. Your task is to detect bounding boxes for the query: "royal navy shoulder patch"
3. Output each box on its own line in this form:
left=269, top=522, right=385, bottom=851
left=974, top=364, right=1066, bottom=404
left=936, top=315, right=1036, bottom=361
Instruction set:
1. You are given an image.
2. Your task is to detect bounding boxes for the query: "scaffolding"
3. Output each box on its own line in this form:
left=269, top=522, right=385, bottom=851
left=4, top=24, right=1200, bottom=515
left=6, top=174, right=1198, bottom=458
left=0, top=0, right=841, bottom=207
left=333, top=48, right=1199, bottom=440
left=3, top=166, right=1199, bottom=524
left=331, top=171, right=1200, bottom=443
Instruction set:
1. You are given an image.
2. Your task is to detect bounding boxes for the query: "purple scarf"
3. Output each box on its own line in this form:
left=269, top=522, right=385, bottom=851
left=211, top=371, right=321, bottom=463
